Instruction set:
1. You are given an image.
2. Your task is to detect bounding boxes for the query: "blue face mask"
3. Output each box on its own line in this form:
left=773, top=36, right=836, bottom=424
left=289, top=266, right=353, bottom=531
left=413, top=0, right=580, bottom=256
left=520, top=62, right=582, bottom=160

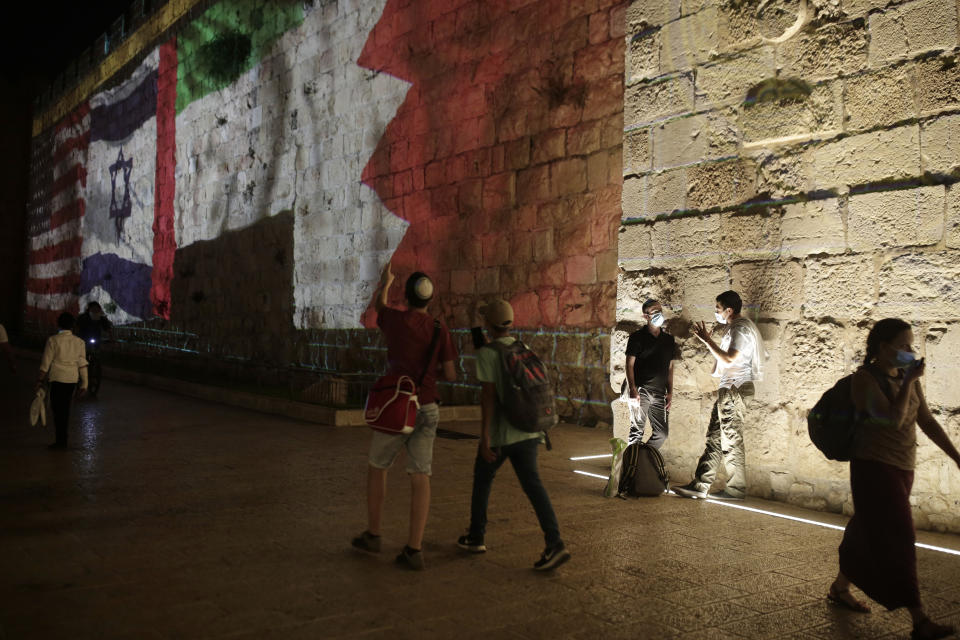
left=650, top=312, right=664, bottom=328
left=894, top=350, right=916, bottom=368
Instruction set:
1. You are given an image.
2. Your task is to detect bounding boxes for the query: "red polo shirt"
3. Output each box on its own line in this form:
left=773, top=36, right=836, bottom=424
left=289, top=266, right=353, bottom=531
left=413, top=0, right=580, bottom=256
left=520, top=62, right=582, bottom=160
left=377, top=307, right=457, bottom=405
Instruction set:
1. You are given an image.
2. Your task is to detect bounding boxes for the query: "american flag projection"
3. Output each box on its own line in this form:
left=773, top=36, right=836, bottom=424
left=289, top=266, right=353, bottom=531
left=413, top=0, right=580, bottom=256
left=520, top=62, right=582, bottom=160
left=25, top=105, right=91, bottom=325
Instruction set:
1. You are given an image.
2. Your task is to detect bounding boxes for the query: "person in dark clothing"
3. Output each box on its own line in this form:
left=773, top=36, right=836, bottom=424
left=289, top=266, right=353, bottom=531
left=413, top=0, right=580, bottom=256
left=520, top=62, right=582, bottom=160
left=623, top=299, right=675, bottom=450
left=829, top=318, right=960, bottom=640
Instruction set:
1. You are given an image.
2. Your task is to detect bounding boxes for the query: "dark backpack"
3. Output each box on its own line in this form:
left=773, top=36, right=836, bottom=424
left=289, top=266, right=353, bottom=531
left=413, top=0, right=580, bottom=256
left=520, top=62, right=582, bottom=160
left=484, top=340, right=558, bottom=434
left=807, top=368, right=892, bottom=461
left=617, top=441, right=669, bottom=497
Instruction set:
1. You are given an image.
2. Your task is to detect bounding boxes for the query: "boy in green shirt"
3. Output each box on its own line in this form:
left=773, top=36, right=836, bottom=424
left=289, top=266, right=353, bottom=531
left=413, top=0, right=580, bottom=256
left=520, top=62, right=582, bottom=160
left=457, top=299, right=570, bottom=571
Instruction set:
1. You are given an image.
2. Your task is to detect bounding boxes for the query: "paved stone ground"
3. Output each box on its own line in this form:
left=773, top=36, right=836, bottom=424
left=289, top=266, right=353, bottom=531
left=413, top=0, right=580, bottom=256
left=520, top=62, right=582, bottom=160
left=2, top=362, right=960, bottom=639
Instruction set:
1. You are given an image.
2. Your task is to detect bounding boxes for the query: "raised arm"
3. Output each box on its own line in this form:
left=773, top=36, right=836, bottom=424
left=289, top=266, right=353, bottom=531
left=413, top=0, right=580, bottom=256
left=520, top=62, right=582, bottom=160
left=374, top=262, right=394, bottom=313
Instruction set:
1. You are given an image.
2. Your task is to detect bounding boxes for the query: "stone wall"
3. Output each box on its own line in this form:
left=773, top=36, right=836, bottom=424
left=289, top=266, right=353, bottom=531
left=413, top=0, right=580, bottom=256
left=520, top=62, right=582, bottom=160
left=616, top=0, right=960, bottom=531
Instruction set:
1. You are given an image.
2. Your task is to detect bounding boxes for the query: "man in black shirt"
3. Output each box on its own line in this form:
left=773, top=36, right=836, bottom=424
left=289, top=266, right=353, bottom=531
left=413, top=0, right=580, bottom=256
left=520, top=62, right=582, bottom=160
left=623, top=299, right=675, bottom=450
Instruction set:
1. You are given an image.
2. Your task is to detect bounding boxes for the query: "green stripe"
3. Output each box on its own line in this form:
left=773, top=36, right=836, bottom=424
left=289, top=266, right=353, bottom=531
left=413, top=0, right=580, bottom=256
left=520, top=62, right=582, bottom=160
left=176, top=0, right=303, bottom=114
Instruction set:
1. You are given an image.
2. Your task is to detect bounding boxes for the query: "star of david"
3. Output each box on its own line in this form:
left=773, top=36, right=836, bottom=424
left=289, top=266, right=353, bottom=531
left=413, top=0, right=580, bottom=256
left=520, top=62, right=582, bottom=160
left=108, top=147, right=133, bottom=239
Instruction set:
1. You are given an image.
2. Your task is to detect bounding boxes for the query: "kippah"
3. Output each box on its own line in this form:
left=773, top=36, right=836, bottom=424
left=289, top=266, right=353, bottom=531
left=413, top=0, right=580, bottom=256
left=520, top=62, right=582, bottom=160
left=413, top=277, right=433, bottom=300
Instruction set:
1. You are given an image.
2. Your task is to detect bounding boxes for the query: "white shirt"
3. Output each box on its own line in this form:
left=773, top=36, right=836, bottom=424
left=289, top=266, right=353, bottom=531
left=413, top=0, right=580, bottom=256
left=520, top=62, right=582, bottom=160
left=40, top=330, right=89, bottom=387
left=716, top=319, right=758, bottom=389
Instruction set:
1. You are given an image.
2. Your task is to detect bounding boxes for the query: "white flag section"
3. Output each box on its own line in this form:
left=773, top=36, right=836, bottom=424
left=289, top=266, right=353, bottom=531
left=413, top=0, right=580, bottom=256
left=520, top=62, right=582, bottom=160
left=173, top=0, right=409, bottom=329
left=81, top=50, right=161, bottom=321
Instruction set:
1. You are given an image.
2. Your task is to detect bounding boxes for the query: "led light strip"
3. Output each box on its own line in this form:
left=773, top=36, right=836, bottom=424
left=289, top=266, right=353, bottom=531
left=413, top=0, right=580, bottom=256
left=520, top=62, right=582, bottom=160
left=573, top=470, right=608, bottom=480
left=569, top=454, right=613, bottom=461
left=572, top=471, right=960, bottom=556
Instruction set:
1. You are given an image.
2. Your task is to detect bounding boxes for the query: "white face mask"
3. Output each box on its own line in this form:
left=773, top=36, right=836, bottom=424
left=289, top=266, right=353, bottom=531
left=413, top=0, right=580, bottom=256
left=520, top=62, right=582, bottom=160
left=650, top=312, right=664, bottom=328
left=714, top=311, right=727, bottom=324
left=894, top=350, right=916, bottom=368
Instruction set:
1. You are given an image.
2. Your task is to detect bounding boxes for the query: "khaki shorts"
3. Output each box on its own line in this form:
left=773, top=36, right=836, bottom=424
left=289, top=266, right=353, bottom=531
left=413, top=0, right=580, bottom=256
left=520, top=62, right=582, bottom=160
left=368, top=403, right=440, bottom=475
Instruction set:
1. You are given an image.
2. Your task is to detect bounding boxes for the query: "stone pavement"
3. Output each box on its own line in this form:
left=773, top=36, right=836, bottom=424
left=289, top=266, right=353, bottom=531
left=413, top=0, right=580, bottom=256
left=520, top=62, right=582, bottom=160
left=2, top=365, right=960, bottom=639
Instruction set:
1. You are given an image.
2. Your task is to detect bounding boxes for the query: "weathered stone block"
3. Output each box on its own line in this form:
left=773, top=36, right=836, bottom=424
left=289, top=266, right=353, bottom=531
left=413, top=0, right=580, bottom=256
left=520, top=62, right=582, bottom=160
left=756, top=151, right=806, bottom=199
left=740, top=80, right=843, bottom=145
left=840, top=0, right=890, bottom=18
left=624, top=74, right=695, bottom=126
left=925, top=325, right=960, bottom=411
left=777, top=19, right=869, bottom=82
left=618, top=224, right=653, bottom=271
left=694, top=46, right=775, bottom=109
left=624, top=127, right=651, bottom=174
left=848, top=185, right=945, bottom=252
left=843, top=65, right=915, bottom=132
left=878, top=252, right=960, bottom=320
left=660, top=7, right=719, bottom=74
left=720, top=208, right=782, bottom=262
left=809, top=124, right=921, bottom=190
left=646, top=167, right=688, bottom=216
left=622, top=175, right=645, bottom=220
left=731, top=260, right=803, bottom=320
left=916, top=54, right=960, bottom=115
left=627, top=28, right=661, bottom=83
left=687, top=158, right=757, bottom=211
left=947, top=186, right=960, bottom=249
left=652, top=115, right=709, bottom=169
left=753, top=321, right=783, bottom=404
left=868, top=0, right=959, bottom=67
left=743, top=405, right=791, bottom=466
left=780, top=199, right=845, bottom=258
left=802, top=255, right=876, bottom=321
left=920, top=113, right=960, bottom=176
left=627, top=0, right=681, bottom=29
left=781, top=320, right=847, bottom=409
left=651, top=213, right=723, bottom=268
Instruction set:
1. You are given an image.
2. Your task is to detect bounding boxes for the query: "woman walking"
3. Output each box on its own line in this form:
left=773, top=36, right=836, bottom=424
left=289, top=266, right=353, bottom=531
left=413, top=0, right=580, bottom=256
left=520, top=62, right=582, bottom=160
left=36, top=312, right=88, bottom=449
left=829, top=318, right=960, bottom=640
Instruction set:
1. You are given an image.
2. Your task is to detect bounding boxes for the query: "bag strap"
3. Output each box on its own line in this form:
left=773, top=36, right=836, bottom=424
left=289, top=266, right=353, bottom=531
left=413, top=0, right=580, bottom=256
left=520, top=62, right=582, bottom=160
left=417, top=320, right=443, bottom=388
left=864, top=366, right=897, bottom=404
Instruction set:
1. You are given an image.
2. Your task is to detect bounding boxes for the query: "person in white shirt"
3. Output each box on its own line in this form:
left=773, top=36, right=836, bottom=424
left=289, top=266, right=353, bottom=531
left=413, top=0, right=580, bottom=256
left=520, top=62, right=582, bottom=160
left=36, top=313, right=88, bottom=450
left=0, top=323, right=15, bottom=375
left=672, top=290, right=765, bottom=500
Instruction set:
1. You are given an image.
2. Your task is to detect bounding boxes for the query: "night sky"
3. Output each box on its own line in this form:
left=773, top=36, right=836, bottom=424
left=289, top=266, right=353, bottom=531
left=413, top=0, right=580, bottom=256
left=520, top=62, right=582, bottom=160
left=3, top=0, right=136, bottom=92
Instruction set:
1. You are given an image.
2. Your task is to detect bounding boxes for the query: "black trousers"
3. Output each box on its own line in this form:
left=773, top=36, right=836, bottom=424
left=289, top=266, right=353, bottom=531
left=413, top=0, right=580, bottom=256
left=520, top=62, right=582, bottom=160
left=49, top=381, right=76, bottom=446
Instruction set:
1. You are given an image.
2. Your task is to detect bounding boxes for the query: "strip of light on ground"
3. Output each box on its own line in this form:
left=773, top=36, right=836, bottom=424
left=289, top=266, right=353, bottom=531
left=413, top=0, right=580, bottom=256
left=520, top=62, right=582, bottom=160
left=571, top=471, right=960, bottom=556
left=705, top=498, right=960, bottom=556
left=569, top=454, right=612, bottom=461
left=573, top=469, right=608, bottom=479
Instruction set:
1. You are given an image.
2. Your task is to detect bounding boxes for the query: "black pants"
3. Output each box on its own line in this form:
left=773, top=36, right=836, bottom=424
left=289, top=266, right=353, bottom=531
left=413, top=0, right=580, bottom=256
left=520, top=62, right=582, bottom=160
left=49, top=382, right=76, bottom=446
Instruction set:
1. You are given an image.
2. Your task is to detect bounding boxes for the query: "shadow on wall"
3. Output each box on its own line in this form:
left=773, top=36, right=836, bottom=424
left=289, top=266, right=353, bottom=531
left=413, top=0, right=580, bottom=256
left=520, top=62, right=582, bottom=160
left=171, top=210, right=295, bottom=365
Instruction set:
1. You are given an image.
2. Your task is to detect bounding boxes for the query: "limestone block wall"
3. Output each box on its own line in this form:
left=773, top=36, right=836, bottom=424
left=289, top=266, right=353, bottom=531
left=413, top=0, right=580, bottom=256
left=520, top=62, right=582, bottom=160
left=616, top=0, right=960, bottom=531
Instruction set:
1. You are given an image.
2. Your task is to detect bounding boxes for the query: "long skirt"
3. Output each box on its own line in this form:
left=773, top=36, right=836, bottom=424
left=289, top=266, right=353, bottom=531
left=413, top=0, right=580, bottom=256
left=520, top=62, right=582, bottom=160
left=838, top=458, right=920, bottom=611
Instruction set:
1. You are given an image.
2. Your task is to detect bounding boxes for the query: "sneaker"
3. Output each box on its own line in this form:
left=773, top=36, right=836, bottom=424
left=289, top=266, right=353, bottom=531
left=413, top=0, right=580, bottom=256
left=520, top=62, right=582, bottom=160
left=395, top=545, right=425, bottom=571
left=457, top=534, right=486, bottom=553
left=351, top=531, right=381, bottom=553
left=533, top=541, right=571, bottom=571
left=671, top=482, right=707, bottom=499
left=708, top=490, right=745, bottom=501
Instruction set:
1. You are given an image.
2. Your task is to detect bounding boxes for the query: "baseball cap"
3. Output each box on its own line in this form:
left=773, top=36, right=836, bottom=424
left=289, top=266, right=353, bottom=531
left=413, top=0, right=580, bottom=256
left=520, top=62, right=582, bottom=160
left=480, top=299, right=514, bottom=328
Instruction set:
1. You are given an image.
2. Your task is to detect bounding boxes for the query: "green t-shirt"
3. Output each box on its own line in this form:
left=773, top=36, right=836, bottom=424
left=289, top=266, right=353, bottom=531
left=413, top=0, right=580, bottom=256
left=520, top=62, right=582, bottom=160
left=476, top=336, right=543, bottom=447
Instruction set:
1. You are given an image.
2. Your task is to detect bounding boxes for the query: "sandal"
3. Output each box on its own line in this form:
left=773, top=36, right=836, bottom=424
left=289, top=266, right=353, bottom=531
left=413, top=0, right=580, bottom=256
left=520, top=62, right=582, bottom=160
left=911, top=617, right=955, bottom=640
left=827, top=585, right=871, bottom=613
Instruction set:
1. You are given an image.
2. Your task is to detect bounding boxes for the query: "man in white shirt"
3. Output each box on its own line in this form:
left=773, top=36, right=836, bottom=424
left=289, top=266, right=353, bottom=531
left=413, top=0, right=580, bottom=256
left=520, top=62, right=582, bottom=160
left=36, top=313, right=88, bottom=450
left=0, top=323, right=15, bottom=375
left=673, top=291, right=764, bottom=500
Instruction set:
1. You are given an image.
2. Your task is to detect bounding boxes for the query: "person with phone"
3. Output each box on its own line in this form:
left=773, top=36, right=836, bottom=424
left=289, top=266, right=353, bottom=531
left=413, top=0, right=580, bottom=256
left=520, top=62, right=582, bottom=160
left=828, top=318, right=960, bottom=640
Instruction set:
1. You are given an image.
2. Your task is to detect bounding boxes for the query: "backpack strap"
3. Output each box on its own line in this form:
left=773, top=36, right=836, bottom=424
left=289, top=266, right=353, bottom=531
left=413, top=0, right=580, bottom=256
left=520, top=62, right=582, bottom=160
left=863, top=365, right=898, bottom=405
left=417, top=320, right=443, bottom=388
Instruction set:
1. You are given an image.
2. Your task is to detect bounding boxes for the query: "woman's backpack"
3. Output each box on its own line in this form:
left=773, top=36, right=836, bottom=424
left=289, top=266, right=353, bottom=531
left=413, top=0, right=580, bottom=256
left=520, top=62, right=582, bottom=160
left=807, top=368, right=894, bottom=461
